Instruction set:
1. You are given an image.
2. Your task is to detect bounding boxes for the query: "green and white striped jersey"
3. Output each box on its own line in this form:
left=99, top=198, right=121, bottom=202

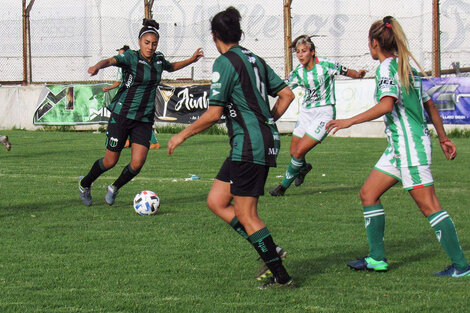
left=375, top=57, right=432, bottom=167
left=287, top=57, right=346, bottom=109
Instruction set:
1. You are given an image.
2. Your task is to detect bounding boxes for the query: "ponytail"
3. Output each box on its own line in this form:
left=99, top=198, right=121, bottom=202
left=369, top=16, right=425, bottom=90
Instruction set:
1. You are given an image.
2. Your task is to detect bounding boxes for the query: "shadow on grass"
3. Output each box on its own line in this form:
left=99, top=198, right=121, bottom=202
left=289, top=234, right=437, bottom=284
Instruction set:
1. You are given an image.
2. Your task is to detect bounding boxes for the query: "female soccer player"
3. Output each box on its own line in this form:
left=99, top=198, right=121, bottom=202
left=103, top=45, right=160, bottom=149
left=168, top=7, right=295, bottom=288
left=270, top=35, right=367, bottom=196
left=78, top=19, right=203, bottom=206
left=326, top=16, right=469, bottom=277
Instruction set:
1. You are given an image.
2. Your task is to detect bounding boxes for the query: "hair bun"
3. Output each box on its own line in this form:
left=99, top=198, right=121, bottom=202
left=142, top=18, right=159, bottom=30
left=225, top=6, right=241, bottom=21
left=382, top=16, right=393, bottom=25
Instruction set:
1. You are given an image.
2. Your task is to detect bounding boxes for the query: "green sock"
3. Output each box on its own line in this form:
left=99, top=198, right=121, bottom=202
left=229, top=217, right=249, bottom=241
left=428, top=211, right=468, bottom=270
left=299, top=158, right=307, bottom=171
left=151, top=131, right=158, bottom=144
left=280, top=157, right=303, bottom=188
left=363, top=204, right=385, bottom=261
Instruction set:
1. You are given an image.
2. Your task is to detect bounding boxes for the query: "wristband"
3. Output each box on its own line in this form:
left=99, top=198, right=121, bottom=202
left=440, top=139, right=451, bottom=144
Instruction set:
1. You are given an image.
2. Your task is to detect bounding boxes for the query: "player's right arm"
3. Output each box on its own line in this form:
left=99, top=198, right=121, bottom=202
left=88, top=57, right=117, bottom=76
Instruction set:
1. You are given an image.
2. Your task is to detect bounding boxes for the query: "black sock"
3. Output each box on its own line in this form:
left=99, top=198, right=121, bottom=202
left=249, top=227, right=291, bottom=284
left=229, top=217, right=249, bottom=241
left=112, top=164, right=140, bottom=189
left=81, top=158, right=109, bottom=188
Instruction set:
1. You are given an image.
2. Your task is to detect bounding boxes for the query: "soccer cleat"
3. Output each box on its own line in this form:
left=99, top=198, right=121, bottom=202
left=105, top=185, right=119, bottom=205
left=294, top=163, right=312, bottom=187
left=0, top=135, right=11, bottom=151
left=347, top=256, right=389, bottom=272
left=124, top=140, right=130, bottom=148
left=78, top=176, right=92, bottom=206
left=269, top=185, right=287, bottom=197
left=434, top=264, right=470, bottom=277
left=255, top=246, right=287, bottom=281
left=149, top=142, right=161, bottom=149
left=257, top=277, right=294, bottom=290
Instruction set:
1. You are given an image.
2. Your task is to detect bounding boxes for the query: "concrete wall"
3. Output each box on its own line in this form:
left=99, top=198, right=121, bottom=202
left=1, top=84, right=468, bottom=137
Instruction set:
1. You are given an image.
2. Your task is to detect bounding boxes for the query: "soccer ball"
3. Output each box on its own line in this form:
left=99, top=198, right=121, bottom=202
left=133, top=190, right=160, bottom=215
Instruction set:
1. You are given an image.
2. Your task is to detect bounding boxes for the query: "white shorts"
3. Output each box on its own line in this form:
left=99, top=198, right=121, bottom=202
left=374, top=151, right=434, bottom=191
left=292, top=105, right=335, bottom=142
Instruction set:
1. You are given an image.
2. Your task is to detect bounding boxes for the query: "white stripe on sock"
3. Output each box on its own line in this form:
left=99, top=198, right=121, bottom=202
left=429, top=211, right=449, bottom=227
left=363, top=209, right=384, bottom=216
left=364, top=212, right=385, bottom=218
left=430, top=214, right=450, bottom=227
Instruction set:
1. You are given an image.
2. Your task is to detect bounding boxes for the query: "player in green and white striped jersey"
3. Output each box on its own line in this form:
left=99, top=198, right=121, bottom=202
left=270, top=35, right=367, bottom=196
left=327, top=16, right=469, bottom=277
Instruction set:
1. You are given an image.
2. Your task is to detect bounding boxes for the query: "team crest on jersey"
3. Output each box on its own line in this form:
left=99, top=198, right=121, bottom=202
left=212, top=72, right=220, bottom=83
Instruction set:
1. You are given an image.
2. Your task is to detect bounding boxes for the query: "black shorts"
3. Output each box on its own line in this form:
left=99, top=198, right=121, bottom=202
left=105, top=113, right=153, bottom=152
left=215, top=158, right=270, bottom=197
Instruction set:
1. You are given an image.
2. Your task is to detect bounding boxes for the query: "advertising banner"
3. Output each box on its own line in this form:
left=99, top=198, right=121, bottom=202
left=33, top=84, right=115, bottom=125
left=423, top=77, right=470, bottom=124
left=154, top=84, right=225, bottom=124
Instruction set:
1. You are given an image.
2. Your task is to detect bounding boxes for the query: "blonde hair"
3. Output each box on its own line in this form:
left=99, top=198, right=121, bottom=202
left=369, top=16, right=425, bottom=90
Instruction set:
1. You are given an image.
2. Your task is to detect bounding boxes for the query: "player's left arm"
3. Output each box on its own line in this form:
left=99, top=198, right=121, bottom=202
left=424, top=99, right=456, bottom=160
left=167, top=48, right=204, bottom=72
left=326, top=96, right=395, bottom=135
left=168, top=106, right=224, bottom=154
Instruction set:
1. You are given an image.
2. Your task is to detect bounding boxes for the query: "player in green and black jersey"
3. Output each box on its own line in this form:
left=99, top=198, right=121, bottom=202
left=79, top=19, right=203, bottom=206
left=168, top=7, right=295, bottom=289
left=103, top=45, right=160, bottom=149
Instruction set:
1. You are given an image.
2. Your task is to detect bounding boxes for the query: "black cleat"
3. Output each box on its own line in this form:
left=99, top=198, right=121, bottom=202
left=294, top=163, right=312, bottom=187
left=269, top=185, right=286, bottom=196
left=258, top=277, right=294, bottom=290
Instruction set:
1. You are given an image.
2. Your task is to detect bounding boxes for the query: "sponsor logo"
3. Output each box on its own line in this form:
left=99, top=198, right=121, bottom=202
left=365, top=218, right=371, bottom=228
left=138, top=60, right=148, bottom=65
left=109, top=137, right=119, bottom=148
left=212, top=90, right=220, bottom=96
left=125, top=74, right=133, bottom=88
left=268, top=147, right=279, bottom=155
left=211, top=83, right=222, bottom=89
left=212, top=72, right=220, bottom=82
left=285, top=172, right=293, bottom=179
left=378, top=77, right=395, bottom=89
left=174, top=88, right=209, bottom=111
left=156, top=61, right=162, bottom=64
left=435, top=230, right=442, bottom=242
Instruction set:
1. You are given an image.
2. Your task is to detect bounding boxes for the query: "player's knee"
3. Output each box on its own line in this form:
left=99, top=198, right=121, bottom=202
left=103, top=158, right=118, bottom=169
left=359, top=187, right=375, bottom=205
left=130, top=160, right=145, bottom=171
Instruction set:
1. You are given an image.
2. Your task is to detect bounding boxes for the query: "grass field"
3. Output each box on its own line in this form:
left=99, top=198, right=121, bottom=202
left=0, top=130, right=469, bottom=313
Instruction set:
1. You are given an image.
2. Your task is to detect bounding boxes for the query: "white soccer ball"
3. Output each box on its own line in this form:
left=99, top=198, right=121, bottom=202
left=133, top=190, right=160, bottom=215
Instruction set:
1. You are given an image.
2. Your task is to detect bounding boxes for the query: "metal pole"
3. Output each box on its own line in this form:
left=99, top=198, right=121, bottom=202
left=144, top=0, right=155, bottom=19
left=22, top=0, right=35, bottom=85
left=283, top=0, right=293, bottom=78
left=432, top=0, right=441, bottom=77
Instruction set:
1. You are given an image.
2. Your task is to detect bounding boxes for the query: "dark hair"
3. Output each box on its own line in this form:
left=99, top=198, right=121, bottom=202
left=290, top=35, right=315, bottom=52
left=211, top=7, right=243, bottom=43
left=117, top=45, right=130, bottom=52
left=139, top=19, right=159, bottom=39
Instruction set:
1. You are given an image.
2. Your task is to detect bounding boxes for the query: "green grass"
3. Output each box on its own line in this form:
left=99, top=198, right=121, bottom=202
left=0, top=130, right=469, bottom=313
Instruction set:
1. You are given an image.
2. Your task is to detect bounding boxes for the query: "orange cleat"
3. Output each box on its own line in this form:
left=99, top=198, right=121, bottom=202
left=124, top=140, right=130, bottom=148
left=149, top=142, right=160, bottom=149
